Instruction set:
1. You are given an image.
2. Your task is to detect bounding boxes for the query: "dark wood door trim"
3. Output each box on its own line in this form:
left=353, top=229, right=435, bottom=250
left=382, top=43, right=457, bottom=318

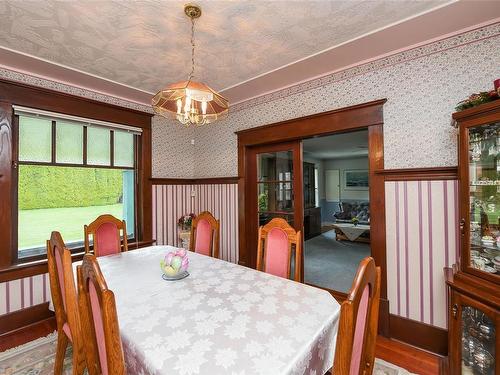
left=377, top=166, right=458, bottom=181
left=235, top=99, right=387, bottom=144
left=237, top=99, right=388, bottom=332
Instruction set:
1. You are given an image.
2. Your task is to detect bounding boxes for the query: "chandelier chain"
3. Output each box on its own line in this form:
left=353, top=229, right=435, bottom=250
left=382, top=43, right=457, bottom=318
left=188, top=17, right=196, bottom=82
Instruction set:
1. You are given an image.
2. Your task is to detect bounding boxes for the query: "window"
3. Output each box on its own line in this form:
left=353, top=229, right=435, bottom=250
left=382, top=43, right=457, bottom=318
left=15, top=109, right=140, bottom=260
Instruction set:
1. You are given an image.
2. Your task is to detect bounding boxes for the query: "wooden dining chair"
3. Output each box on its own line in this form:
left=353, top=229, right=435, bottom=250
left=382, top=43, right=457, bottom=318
left=332, top=256, right=381, bottom=375
left=77, top=254, right=126, bottom=375
left=256, top=218, right=303, bottom=282
left=47, top=231, right=86, bottom=375
left=84, top=214, right=128, bottom=257
left=189, top=211, right=220, bottom=258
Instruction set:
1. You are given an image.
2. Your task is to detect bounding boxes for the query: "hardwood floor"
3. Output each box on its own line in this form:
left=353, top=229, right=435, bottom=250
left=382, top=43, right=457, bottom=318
left=1, top=318, right=442, bottom=374
left=375, top=335, right=442, bottom=375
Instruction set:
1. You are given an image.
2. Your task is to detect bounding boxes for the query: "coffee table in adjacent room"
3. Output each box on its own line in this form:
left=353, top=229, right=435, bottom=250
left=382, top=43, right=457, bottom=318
left=332, top=223, right=371, bottom=243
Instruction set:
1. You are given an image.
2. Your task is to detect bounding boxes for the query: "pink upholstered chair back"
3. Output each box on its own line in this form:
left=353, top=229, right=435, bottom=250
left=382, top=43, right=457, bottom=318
left=84, top=214, right=128, bottom=257
left=77, top=254, right=125, bottom=375
left=332, top=257, right=381, bottom=375
left=190, top=211, right=220, bottom=258
left=47, top=231, right=86, bottom=372
left=256, top=218, right=302, bottom=282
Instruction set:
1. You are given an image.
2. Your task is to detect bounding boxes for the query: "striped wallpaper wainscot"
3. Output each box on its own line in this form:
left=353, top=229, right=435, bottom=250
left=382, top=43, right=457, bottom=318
left=0, top=273, right=50, bottom=315
left=385, top=180, right=459, bottom=329
left=152, top=183, right=239, bottom=264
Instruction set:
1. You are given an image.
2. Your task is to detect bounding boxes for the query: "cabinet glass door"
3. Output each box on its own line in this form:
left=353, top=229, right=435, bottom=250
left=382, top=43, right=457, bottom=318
left=467, top=122, right=500, bottom=278
left=461, top=305, right=496, bottom=374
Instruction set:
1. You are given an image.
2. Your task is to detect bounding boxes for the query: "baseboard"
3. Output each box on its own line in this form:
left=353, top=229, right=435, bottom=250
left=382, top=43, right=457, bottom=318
left=0, top=302, right=54, bottom=335
left=389, top=314, right=448, bottom=356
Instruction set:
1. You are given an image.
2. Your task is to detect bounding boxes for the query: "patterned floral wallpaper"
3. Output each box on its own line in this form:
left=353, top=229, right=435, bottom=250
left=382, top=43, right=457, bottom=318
left=152, top=115, right=196, bottom=178
left=185, top=22, right=500, bottom=178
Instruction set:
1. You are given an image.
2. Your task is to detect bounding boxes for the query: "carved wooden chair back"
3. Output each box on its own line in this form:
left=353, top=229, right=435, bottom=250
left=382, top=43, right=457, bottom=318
left=333, top=256, right=381, bottom=375
left=77, top=254, right=125, bottom=375
left=84, top=214, right=128, bottom=257
left=256, top=218, right=303, bottom=282
left=47, top=231, right=86, bottom=374
left=189, top=211, right=220, bottom=258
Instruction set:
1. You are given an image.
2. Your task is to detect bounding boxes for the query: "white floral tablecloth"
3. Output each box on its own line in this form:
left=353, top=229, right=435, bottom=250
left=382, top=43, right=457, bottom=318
left=79, top=246, right=340, bottom=375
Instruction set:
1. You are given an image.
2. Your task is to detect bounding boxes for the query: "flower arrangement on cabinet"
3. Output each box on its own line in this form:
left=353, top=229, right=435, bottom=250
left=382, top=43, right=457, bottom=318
left=178, top=213, right=196, bottom=231
left=455, top=79, right=499, bottom=112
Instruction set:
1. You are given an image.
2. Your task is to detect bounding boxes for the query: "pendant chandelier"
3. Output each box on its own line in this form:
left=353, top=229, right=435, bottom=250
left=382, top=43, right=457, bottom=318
left=152, top=4, right=228, bottom=126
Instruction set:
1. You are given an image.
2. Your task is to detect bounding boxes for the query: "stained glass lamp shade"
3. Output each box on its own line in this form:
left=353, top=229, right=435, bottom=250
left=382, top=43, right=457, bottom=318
left=152, top=80, right=228, bottom=126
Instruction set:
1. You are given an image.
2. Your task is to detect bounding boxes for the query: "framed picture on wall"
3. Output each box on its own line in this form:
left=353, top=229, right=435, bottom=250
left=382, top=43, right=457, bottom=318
left=344, top=169, right=369, bottom=190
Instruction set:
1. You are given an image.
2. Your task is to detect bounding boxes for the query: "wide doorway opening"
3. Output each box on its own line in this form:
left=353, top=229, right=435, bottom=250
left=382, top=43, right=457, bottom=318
left=302, top=130, right=370, bottom=292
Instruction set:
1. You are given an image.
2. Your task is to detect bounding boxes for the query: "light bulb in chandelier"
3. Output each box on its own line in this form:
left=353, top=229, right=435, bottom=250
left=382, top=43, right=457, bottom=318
left=176, top=99, right=182, bottom=114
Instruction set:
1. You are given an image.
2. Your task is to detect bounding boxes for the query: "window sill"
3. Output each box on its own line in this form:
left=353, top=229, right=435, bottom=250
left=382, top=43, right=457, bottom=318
left=0, top=240, right=156, bottom=282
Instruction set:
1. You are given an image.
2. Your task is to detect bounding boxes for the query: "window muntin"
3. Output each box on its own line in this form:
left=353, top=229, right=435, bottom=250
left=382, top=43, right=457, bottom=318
left=16, top=114, right=138, bottom=260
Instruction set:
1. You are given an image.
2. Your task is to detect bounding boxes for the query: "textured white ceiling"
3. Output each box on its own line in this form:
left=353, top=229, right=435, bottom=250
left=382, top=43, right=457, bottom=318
left=0, top=0, right=447, bottom=94
left=303, top=130, right=368, bottom=159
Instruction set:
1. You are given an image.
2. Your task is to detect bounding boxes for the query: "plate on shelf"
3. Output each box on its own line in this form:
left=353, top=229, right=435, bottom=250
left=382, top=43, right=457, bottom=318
left=484, top=247, right=500, bottom=256
left=483, top=265, right=497, bottom=273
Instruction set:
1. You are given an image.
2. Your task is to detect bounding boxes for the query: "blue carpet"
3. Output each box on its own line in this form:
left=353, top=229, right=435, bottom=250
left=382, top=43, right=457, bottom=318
left=304, top=230, right=370, bottom=293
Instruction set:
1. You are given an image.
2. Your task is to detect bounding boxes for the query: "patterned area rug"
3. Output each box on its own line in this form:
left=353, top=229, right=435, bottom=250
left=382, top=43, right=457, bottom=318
left=0, top=332, right=415, bottom=375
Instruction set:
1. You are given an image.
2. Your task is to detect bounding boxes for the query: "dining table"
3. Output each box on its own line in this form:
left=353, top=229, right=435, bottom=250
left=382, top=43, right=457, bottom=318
left=64, top=245, right=341, bottom=375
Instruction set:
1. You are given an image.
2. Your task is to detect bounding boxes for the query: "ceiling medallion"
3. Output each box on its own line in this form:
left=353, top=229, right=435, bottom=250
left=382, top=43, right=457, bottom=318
left=152, top=4, right=228, bottom=126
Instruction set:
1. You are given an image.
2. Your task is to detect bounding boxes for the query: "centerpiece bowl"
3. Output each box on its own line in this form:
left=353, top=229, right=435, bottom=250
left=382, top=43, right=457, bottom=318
left=160, top=248, right=189, bottom=281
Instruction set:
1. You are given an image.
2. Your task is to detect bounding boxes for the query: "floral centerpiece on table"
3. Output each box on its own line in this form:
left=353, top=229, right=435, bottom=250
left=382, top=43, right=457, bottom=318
left=160, top=248, right=189, bottom=277
left=178, top=213, right=196, bottom=231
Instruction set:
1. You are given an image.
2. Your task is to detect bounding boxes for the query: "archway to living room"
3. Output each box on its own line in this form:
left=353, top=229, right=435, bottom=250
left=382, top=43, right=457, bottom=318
left=302, top=130, right=371, bottom=293
left=236, top=99, right=387, bottom=317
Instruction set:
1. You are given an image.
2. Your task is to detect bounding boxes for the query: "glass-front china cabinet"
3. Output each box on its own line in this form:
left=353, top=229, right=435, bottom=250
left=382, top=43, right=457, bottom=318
left=446, top=101, right=500, bottom=375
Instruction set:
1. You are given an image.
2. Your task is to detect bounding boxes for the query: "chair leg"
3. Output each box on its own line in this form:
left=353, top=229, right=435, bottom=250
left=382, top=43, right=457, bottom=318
left=72, top=342, right=87, bottom=375
left=72, top=354, right=86, bottom=375
left=54, top=331, right=68, bottom=375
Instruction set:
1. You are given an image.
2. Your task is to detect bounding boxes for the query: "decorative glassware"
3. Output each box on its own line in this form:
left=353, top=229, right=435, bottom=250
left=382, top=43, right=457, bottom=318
left=468, top=122, right=500, bottom=277
left=461, top=306, right=496, bottom=374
